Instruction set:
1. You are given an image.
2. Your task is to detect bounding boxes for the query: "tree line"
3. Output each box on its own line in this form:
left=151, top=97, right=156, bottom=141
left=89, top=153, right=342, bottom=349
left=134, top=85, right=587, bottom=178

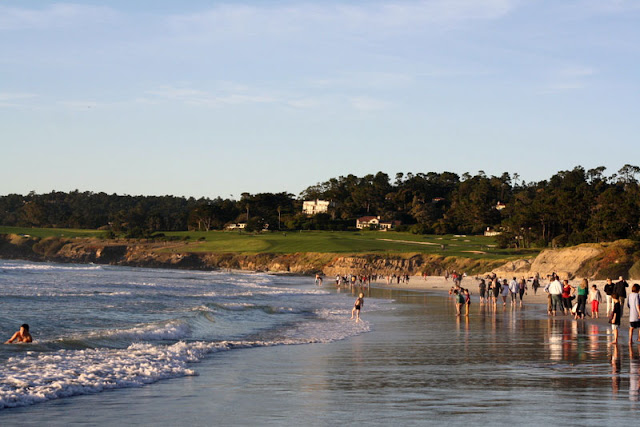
left=1, top=165, right=639, bottom=247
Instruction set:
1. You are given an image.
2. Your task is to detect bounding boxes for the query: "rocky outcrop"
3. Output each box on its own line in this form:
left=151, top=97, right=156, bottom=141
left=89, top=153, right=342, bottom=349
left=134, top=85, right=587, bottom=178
left=489, top=240, right=640, bottom=280
left=4, top=234, right=640, bottom=279
left=0, top=234, right=504, bottom=275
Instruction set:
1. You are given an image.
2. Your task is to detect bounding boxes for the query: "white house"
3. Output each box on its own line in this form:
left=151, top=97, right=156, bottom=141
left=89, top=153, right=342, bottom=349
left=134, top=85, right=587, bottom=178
left=484, top=227, right=502, bottom=237
left=356, top=216, right=380, bottom=229
left=302, top=199, right=331, bottom=215
left=225, top=223, right=246, bottom=230
left=379, top=220, right=402, bottom=231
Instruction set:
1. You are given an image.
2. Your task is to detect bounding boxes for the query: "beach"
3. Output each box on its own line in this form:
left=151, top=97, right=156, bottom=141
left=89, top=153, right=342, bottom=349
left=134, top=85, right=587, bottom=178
left=2, top=263, right=640, bottom=425
left=376, top=274, right=618, bottom=325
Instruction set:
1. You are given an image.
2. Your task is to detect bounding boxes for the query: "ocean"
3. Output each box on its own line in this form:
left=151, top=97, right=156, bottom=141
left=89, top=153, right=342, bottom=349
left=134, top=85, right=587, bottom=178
left=1, top=260, right=639, bottom=425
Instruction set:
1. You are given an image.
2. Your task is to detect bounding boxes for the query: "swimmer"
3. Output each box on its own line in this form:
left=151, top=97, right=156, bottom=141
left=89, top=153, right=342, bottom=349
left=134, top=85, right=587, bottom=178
left=351, top=293, right=364, bottom=322
left=5, top=324, right=32, bottom=344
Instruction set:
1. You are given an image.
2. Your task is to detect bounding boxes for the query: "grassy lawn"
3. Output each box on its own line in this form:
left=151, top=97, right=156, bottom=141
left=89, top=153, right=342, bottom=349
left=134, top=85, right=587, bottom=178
left=160, top=230, right=539, bottom=260
left=0, top=226, right=540, bottom=260
left=0, top=226, right=105, bottom=239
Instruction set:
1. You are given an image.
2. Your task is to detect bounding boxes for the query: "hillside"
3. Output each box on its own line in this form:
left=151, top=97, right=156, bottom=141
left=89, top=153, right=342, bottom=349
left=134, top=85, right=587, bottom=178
left=2, top=229, right=639, bottom=279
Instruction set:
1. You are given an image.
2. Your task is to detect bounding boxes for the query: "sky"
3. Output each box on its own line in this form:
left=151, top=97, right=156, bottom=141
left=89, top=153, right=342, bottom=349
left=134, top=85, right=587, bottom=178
left=1, top=0, right=639, bottom=199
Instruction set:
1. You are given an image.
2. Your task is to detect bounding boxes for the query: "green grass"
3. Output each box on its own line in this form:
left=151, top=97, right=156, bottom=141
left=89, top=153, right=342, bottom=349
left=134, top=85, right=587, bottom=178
left=160, top=230, right=539, bottom=260
left=0, top=226, right=105, bottom=239
left=0, top=226, right=540, bottom=260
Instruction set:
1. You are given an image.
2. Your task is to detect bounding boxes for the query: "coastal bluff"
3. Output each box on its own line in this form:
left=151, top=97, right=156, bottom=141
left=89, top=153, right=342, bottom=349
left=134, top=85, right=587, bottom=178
left=2, top=234, right=640, bottom=279
left=489, top=240, right=640, bottom=280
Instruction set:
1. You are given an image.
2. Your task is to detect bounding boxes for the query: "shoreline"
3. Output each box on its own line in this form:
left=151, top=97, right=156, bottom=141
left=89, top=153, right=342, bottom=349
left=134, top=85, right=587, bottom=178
left=366, top=274, right=631, bottom=331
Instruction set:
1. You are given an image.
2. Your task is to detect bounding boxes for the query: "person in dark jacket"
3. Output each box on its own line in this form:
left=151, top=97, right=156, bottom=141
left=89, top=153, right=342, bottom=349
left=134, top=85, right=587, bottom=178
left=614, top=276, right=629, bottom=317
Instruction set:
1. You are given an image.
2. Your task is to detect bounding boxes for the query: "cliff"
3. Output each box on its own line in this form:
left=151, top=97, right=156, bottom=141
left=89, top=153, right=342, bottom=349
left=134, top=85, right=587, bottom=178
left=489, top=239, right=640, bottom=280
left=4, top=234, right=639, bottom=279
left=0, top=234, right=504, bottom=276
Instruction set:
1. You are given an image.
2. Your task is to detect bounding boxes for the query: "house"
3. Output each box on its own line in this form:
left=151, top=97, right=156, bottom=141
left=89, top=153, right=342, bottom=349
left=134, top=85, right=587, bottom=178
left=379, top=220, right=402, bottom=231
left=496, top=202, right=506, bottom=211
left=225, top=223, right=246, bottom=230
left=302, top=199, right=332, bottom=215
left=356, top=216, right=380, bottom=229
left=484, top=227, right=502, bottom=237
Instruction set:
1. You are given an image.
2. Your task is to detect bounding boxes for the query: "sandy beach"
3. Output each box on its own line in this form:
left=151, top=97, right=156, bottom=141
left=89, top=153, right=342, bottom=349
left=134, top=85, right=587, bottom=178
left=371, top=275, right=631, bottom=329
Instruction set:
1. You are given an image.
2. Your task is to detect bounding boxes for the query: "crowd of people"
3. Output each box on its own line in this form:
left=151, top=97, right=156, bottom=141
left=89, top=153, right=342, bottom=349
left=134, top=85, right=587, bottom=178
left=462, top=273, right=640, bottom=345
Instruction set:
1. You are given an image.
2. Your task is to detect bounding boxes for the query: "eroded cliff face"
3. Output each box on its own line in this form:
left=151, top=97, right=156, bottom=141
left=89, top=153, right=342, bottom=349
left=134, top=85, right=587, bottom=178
left=0, top=234, right=503, bottom=276
left=4, top=234, right=639, bottom=279
left=489, top=240, right=640, bottom=280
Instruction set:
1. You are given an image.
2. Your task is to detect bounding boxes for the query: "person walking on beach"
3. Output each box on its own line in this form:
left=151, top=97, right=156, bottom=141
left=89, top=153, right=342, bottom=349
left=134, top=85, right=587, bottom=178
left=562, top=280, right=574, bottom=315
left=509, top=277, right=518, bottom=305
left=492, top=278, right=501, bottom=306
left=610, top=293, right=622, bottom=344
left=628, top=284, right=640, bottom=344
left=575, top=279, right=589, bottom=319
left=588, top=284, right=602, bottom=318
left=5, top=324, right=32, bottom=344
left=464, top=288, right=471, bottom=316
left=351, top=293, right=364, bottom=322
left=604, top=278, right=615, bottom=316
left=532, top=276, right=540, bottom=295
left=454, top=289, right=465, bottom=316
left=501, top=279, right=510, bottom=306
left=614, top=277, right=629, bottom=317
left=545, top=276, right=564, bottom=316
left=478, top=279, right=486, bottom=304
left=518, top=277, right=527, bottom=307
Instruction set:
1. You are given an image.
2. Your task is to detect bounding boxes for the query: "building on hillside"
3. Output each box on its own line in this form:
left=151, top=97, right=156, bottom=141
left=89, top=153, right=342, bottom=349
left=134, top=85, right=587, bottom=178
left=302, top=199, right=332, bottom=215
left=356, top=216, right=380, bottom=229
left=484, top=227, right=502, bottom=237
left=225, top=223, right=246, bottom=230
left=379, top=220, right=402, bottom=231
left=496, top=202, right=506, bottom=210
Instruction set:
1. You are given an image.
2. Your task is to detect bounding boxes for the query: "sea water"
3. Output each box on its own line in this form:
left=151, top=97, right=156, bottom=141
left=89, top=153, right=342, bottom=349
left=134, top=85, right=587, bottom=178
left=1, top=260, right=639, bottom=425
left=0, top=260, right=370, bottom=411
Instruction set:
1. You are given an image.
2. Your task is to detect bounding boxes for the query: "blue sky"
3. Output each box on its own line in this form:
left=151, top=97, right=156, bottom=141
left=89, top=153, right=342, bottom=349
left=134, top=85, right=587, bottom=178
left=1, top=1, right=639, bottom=198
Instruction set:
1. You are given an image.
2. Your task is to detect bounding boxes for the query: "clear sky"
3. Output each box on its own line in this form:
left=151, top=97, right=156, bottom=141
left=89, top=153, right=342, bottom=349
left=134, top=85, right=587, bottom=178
left=1, top=1, right=639, bottom=199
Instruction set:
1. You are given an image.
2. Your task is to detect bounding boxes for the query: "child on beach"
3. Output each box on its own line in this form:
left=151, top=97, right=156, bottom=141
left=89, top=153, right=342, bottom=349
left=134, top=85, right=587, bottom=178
left=351, top=293, right=364, bottom=322
left=588, top=284, right=602, bottom=318
left=5, top=324, right=32, bottom=344
left=610, top=294, right=621, bottom=344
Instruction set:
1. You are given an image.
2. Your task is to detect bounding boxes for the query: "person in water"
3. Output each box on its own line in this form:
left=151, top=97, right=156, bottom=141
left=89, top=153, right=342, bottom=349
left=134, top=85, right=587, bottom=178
left=351, top=293, right=364, bottom=322
left=5, top=324, right=33, bottom=344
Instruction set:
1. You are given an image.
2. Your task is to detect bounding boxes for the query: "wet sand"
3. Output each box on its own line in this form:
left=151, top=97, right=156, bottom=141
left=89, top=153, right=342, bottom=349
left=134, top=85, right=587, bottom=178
left=373, top=275, right=619, bottom=328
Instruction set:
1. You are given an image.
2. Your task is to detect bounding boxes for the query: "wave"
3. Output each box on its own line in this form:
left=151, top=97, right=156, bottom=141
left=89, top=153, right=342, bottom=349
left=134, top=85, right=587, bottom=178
left=0, top=341, right=217, bottom=409
left=0, top=262, right=103, bottom=272
left=0, top=322, right=370, bottom=410
left=92, top=320, right=192, bottom=342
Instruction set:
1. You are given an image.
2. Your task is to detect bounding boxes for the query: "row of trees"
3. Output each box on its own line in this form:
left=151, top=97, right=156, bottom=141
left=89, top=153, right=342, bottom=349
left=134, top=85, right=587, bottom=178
left=1, top=165, right=640, bottom=246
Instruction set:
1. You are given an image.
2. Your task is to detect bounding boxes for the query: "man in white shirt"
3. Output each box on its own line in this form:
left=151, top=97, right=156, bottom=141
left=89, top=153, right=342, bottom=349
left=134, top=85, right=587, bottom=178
left=509, top=277, right=519, bottom=305
left=545, top=277, right=564, bottom=316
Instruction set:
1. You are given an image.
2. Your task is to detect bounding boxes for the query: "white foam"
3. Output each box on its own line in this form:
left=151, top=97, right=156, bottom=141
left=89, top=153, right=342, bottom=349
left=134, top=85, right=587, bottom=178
left=0, top=263, right=102, bottom=272
left=98, top=320, right=191, bottom=341
left=0, top=329, right=369, bottom=409
left=284, top=308, right=371, bottom=343
left=0, top=341, right=220, bottom=409
left=232, top=281, right=328, bottom=296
